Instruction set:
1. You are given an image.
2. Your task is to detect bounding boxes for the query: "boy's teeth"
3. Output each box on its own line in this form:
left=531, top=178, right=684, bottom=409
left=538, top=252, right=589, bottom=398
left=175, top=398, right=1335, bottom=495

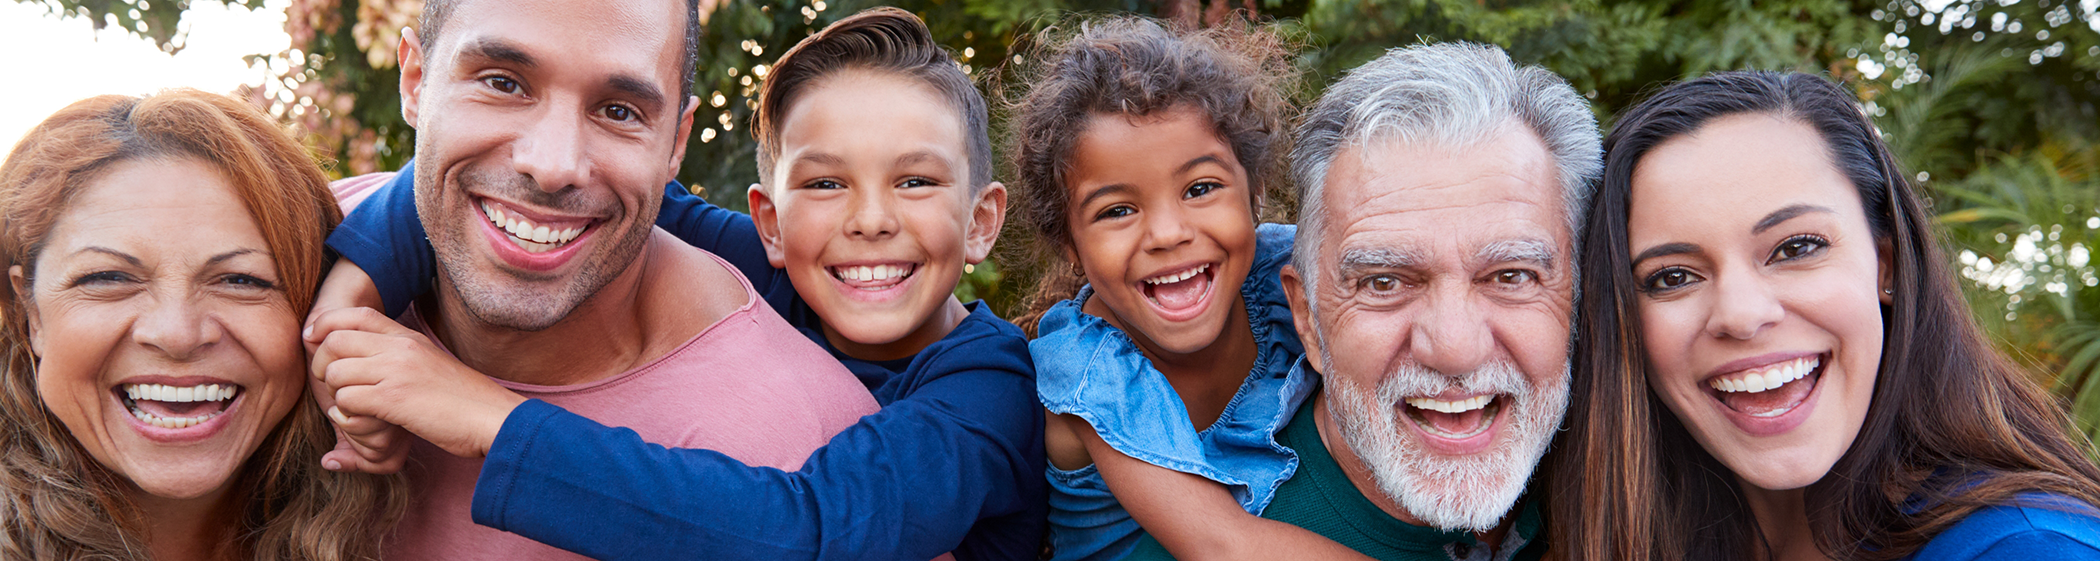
left=1144, top=264, right=1209, bottom=285
left=122, top=383, right=237, bottom=403
left=835, top=265, right=911, bottom=283
left=1708, top=356, right=1820, bottom=394
left=1404, top=395, right=1493, bottom=414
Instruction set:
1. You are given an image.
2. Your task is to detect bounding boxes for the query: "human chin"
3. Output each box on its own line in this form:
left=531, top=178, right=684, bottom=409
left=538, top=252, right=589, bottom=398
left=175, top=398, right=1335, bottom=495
left=1114, top=255, right=1246, bottom=355
left=1678, top=351, right=1875, bottom=491
left=49, top=365, right=295, bottom=500
left=807, top=254, right=950, bottom=345
left=1326, top=354, right=1566, bottom=531
left=427, top=167, right=643, bottom=330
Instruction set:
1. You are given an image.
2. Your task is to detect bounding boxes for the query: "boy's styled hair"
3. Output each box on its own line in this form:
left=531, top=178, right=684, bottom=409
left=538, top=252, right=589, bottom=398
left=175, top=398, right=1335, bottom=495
left=1005, top=16, right=1297, bottom=335
left=752, top=7, right=993, bottom=191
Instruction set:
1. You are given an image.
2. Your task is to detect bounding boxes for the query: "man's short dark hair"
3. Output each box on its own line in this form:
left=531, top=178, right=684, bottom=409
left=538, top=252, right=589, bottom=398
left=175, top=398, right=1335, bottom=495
left=420, top=0, right=702, bottom=110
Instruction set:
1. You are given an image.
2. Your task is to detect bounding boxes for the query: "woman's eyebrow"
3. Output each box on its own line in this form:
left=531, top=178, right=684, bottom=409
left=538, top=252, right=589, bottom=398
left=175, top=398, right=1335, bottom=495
left=1632, top=242, right=1697, bottom=267
left=1752, top=204, right=1835, bottom=235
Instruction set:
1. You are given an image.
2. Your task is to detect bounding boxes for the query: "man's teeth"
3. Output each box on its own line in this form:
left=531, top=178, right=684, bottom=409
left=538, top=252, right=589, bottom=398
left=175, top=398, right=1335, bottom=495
left=1709, top=356, right=1820, bottom=393
left=481, top=202, right=583, bottom=249
left=124, top=383, right=237, bottom=403
left=834, top=264, right=912, bottom=283
left=1143, top=264, right=1209, bottom=285
left=1405, top=395, right=1494, bottom=414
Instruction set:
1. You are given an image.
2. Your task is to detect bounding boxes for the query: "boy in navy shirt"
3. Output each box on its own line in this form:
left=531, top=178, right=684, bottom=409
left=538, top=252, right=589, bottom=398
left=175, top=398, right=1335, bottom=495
left=305, top=8, right=1045, bottom=560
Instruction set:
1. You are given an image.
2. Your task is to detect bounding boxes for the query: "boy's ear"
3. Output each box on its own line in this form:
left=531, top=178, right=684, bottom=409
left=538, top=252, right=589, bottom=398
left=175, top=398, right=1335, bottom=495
left=399, top=27, right=426, bottom=127
left=748, top=183, right=788, bottom=268
left=1279, top=264, right=1322, bottom=370
left=964, top=182, right=1008, bottom=265
left=9, top=265, right=41, bottom=358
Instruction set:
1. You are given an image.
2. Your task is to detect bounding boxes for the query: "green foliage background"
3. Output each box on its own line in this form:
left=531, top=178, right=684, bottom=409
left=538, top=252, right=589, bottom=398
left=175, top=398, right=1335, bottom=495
left=20, top=0, right=2100, bottom=440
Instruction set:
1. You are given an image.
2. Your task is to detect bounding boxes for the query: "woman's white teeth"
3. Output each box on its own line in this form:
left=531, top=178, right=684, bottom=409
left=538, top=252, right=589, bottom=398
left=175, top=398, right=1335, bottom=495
left=1143, top=264, right=1208, bottom=285
left=129, top=407, right=221, bottom=429
left=1405, top=395, right=1494, bottom=414
left=835, top=264, right=911, bottom=282
left=1710, top=356, right=1820, bottom=393
left=124, top=383, right=236, bottom=402
left=481, top=201, right=583, bottom=250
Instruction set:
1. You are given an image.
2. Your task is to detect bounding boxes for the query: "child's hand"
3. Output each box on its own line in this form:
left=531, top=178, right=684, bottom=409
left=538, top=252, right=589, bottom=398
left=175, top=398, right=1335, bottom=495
left=306, top=258, right=410, bottom=473
left=307, top=306, right=528, bottom=459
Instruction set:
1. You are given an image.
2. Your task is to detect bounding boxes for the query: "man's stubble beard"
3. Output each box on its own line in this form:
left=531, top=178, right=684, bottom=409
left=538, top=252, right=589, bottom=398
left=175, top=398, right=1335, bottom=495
left=1316, top=325, right=1569, bottom=532
left=416, top=162, right=654, bottom=332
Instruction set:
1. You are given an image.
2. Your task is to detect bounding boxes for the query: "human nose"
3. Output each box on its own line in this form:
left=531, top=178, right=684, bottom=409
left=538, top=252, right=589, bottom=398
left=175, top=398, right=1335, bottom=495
left=131, top=291, right=221, bottom=361
left=1704, top=269, right=1783, bottom=340
left=1140, top=203, right=1195, bottom=254
left=844, top=185, right=898, bottom=240
left=1408, top=284, right=1494, bottom=376
left=512, top=106, right=587, bottom=193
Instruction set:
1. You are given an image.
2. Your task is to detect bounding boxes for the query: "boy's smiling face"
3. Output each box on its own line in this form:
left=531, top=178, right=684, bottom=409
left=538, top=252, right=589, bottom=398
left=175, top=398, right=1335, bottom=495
left=751, top=69, right=1004, bottom=360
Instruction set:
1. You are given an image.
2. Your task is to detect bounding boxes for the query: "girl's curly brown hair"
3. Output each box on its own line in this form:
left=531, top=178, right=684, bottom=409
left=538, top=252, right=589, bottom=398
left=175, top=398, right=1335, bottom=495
left=1003, top=15, right=1298, bottom=336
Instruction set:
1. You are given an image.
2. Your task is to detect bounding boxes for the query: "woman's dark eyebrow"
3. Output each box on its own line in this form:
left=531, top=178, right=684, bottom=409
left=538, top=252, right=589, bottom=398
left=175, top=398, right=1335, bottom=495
left=1632, top=242, right=1697, bottom=267
left=1752, top=204, right=1835, bottom=235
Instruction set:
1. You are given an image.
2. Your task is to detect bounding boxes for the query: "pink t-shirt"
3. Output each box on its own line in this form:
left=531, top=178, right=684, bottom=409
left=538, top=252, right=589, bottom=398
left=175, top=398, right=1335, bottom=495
left=380, top=250, right=878, bottom=560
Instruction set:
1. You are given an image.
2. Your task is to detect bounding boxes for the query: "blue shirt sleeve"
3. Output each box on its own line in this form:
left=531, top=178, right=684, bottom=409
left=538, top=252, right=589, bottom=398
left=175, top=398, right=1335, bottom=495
left=325, top=161, right=802, bottom=318
left=470, top=327, right=1046, bottom=561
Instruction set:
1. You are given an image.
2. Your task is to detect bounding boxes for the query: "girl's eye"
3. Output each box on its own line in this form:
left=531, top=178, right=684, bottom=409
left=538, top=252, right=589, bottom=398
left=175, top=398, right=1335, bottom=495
left=1769, top=235, right=1828, bottom=263
left=1641, top=267, right=1703, bottom=293
left=602, top=104, right=637, bottom=122
left=482, top=76, right=521, bottom=94
left=1185, top=181, right=1224, bottom=199
left=1093, top=204, right=1135, bottom=221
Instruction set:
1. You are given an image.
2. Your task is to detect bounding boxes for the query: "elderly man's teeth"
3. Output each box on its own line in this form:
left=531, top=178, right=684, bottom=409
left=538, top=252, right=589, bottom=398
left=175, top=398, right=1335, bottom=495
left=834, top=265, right=912, bottom=283
left=1405, top=395, right=1494, bottom=414
left=481, top=201, right=583, bottom=251
left=129, top=407, right=222, bottom=429
left=1709, top=356, right=1820, bottom=394
left=123, top=383, right=237, bottom=402
left=1143, top=264, right=1209, bottom=285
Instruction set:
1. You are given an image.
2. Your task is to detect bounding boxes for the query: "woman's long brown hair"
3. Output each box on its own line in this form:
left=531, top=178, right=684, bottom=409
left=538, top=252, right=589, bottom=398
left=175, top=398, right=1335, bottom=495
left=0, top=90, right=407, bottom=560
left=1548, top=71, right=2100, bottom=561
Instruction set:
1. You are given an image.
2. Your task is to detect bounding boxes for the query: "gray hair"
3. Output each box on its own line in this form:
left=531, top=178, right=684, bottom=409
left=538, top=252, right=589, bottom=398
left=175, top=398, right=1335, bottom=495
left=1290, top=42, right=1601, bottom=299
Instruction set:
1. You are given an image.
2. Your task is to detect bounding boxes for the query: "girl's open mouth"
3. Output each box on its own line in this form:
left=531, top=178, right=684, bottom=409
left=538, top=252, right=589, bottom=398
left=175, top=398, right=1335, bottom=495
left=1138, top=262, right=1216, bottom=321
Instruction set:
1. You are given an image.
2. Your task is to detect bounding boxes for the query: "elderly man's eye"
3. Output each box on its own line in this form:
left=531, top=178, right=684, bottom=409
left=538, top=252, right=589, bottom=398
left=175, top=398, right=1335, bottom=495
left=1492, top=270, right=1537, bottom=285
left=1360, top=274, right=1401, bottom=292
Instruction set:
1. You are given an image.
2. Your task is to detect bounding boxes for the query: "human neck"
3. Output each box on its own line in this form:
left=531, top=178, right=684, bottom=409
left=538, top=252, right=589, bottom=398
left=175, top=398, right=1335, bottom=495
left=1312, top=392, right=1515, bottom=548
left=822, top=296, right=970, bottom=362
left=426, top=240, right=660, bottom=387
left=1739, top=483, right=1830, bottom=561
left=128, top=481, right=239, bottom=561
left=1084, top=293, right=1257, bottom=430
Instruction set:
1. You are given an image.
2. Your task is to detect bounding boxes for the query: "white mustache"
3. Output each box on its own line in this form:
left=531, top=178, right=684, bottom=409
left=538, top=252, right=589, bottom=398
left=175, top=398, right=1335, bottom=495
left=1374, top=360, right=1532, bottom=404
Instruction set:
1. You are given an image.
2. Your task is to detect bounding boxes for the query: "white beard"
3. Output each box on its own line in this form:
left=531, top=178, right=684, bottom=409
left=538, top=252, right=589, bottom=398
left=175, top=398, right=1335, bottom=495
left=1320, top=346, right=1569, bottom=532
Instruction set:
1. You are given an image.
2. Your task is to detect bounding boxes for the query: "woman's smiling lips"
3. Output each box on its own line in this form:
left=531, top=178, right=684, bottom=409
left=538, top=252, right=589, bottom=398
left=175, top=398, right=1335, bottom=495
left=1700, top=352, right=1828, bottom=437
left=110, top=375, right=247, bottom=444
left=1136, top=261, right=1217, bottom=322
left=475, top=197, right=598, bottom=272
left=827, top=260, right=920, bottom=302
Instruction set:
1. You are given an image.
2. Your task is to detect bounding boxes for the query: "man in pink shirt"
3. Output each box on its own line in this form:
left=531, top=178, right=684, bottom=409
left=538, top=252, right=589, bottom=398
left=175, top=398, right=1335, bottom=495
left=300, top=0, right=878, bottom=558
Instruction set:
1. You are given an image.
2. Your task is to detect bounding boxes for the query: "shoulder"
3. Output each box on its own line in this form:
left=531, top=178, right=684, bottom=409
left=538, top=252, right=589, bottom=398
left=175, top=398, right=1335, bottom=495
left=330, top=170, right=404, bottom=213
left=1913, top=495, right=2100, bottom=561
left=1251, top=223, right=1298, bottom=274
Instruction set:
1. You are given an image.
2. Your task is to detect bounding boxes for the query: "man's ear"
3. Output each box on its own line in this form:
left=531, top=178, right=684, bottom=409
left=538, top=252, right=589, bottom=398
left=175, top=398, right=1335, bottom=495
left=1280, top=263, right=1322, bottom=371
left=964, top=182, right=1008, bottom=265
left=9, top=265, right=40, bottom=358
left=748, top=183, right=787, bottom=268
left=399, top=27, right=427, bottom=127
left=667, top=96, right=700, bottom=175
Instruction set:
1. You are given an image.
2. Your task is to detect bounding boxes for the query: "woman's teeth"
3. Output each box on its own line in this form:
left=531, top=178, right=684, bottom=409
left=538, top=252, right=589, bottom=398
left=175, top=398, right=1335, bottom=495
left=1143, top=264, right=1208, bottom=285
left=122, top=383, right=238, bottom=429
left=482, top=202, right=583, bottom=253
left=1709, top=356, right=1820, bottom=394
left=1406, top=395, right=1494, bottom=414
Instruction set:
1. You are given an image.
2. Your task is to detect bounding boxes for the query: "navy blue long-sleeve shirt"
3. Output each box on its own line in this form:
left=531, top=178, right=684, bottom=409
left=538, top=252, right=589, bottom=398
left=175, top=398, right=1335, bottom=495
left=325, top=162, right=1048, bottom=560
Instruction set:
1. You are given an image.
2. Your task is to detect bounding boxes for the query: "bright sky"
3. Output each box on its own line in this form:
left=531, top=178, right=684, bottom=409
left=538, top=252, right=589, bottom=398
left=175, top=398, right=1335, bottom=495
left=0, top=0, right=291, bottom=161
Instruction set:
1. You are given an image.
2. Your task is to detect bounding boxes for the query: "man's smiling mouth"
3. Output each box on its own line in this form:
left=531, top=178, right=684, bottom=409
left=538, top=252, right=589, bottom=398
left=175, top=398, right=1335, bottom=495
left=481, top=201, right=585, bottom=253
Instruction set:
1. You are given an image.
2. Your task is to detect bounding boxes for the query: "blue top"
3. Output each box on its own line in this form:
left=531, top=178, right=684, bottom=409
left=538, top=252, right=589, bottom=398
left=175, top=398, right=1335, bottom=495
left=1031, top=223, right=1316, bottom=561
left=327, top=162, right=1048, bottom=561
left=1903, top=493, right=2100, bottom=560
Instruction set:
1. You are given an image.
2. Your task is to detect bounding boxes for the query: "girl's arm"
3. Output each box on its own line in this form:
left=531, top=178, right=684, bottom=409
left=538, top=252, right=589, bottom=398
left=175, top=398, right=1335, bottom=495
left=1060, top=414, right=1375, bottom=561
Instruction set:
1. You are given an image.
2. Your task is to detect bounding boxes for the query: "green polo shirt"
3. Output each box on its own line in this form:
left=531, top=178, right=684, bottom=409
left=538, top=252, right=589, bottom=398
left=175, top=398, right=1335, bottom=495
left=1122, top=399, right=1546, bottom=561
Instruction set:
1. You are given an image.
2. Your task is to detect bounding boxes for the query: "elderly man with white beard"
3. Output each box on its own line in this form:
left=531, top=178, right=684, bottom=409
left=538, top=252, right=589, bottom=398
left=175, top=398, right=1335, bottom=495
left=1126, top=42, right=1600, bottom=561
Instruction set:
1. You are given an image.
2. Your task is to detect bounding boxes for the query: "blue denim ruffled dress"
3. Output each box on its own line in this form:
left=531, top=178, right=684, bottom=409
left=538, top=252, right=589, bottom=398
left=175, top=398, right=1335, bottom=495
left=1034, top=223, right=1318, bottom=561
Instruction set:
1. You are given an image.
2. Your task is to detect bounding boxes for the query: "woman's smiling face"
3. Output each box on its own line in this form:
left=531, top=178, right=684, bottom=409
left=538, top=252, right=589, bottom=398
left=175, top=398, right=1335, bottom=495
left=1064, top=106, right=1257, bottom=356
left=14, top=156, right=304, bottom=501
left=1626, top=113, right=1889, bottom=491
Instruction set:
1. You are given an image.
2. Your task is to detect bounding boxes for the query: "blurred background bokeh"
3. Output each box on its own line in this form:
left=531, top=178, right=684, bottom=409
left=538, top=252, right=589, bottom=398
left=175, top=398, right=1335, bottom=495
left=10, top=0, right=2100, bottom=442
